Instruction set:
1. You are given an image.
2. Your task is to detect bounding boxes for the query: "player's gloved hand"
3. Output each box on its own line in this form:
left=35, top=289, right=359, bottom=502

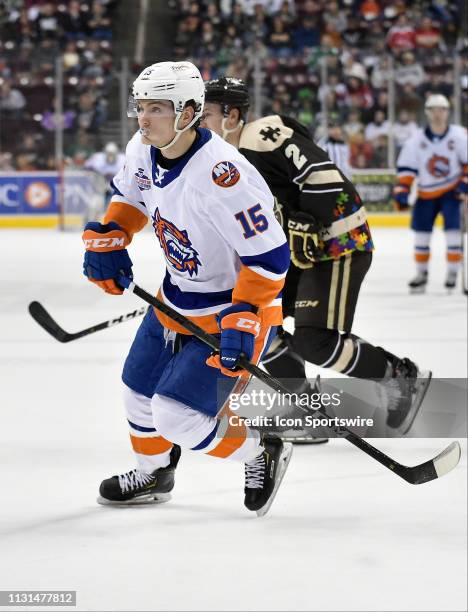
left=206, top=303, right=261, bottom=377
left=82, top=221, right=133, bottom=295
left=392, top=185, right=410, bottom=211
left=287, top=210, right=321, bottom=269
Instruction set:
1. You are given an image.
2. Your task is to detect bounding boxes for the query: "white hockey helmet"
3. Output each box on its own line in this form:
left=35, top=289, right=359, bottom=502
left=104, top=142, right=118, bottom=155
left=424, top=94, right=450, bottom=109
left=129, top=61, right=204, bottom=149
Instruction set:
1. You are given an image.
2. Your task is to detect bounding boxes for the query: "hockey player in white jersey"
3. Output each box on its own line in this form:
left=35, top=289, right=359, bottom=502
left=81, top=61, right=292, bottom=515
left=393, top=94, right=468, bottom=292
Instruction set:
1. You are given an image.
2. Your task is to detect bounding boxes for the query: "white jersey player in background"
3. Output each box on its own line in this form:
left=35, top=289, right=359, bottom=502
left=85, top=142, right=126, bottom=213
left=81, top=61, right=292, bottom=515
left=85, top=142, right=125, bottom=183
left=392, top=94, right=468, bottom=292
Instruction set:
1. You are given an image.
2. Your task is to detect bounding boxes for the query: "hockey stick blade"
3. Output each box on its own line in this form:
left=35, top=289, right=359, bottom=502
left=29, top=301, right=72, bottom=342
left=28, top=301, right=147, bottom=342
left=401, top=440, right=461, bottom=485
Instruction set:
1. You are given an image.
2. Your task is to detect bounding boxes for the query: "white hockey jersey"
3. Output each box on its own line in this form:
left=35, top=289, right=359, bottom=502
left=85, top=151, right=125, bottom=182
left=107, top=128, right=289, bottom=334
left=396, top=124, right=468, bottom=199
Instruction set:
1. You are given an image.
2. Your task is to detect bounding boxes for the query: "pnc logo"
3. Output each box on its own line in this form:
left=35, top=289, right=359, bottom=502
left=24, top=181, right=52, bottom=209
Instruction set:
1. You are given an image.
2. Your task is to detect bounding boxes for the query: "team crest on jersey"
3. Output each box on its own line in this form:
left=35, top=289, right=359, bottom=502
left=427, top=154, right=450, bottom=178
left=153, top=208, right=201, bottom=277
left=212, top=161, right=240, bottom=187
left=134, top=168, right=151, bottom=191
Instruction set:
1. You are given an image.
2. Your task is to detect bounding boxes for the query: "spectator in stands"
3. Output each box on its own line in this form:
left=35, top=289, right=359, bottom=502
left=414, top=16, right=443, bottom=50
left=349, top=131, right=374, bottom=167
left=396, top=82, right=423, bottom=115
left=386, top=13, right=416, bottom=53
left=65, top=129, right=97, bottom=161
left=371, top=55, right=392, bottom=90
left=323, top=1, right=347, bottom=33
left=268, top=16, right=293, bottom=56
left=395, top=51, right=426, bottom=88
left=75, top=91, right=106, bottom=133
left=34, top=2, right=60, bottom=41
left=364, top=109, right=389, bottom=143
left=371, top=134, right=388, bottom=168
left=343, top=109, right=364, bottom=139
left=341, top=16, right=366, bottom=47
left=360, top=0, right=381, bottom=22
left=293, top=16, right=320, bottom=50
left=88, top=1, right=113, bottom=40
left=276, top=1, right=296, bottom=27
left=14, top=133, right=47, bottom=170
left=60, top=0, right=89, bottom=40
left=393, top=109, right=418, bottom=150
left=0, top=152, right=15, bottom=171
left=344, top=68, right=374, bottom=111
left=0, top=80, right=26, bottom=117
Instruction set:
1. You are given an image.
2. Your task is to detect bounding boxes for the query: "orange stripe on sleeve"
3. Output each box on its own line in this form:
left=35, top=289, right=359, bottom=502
left=398, top=175, right=415, bottom=187
left=130, top=434, right=173, bottom=455
left=447, top=252, right=462, bottom=262
left=232, top=264, right=284, bottom=309
left=104, top=201, right=148, bottom=241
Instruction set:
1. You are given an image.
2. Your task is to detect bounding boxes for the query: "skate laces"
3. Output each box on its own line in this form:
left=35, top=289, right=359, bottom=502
left=385, top=378, right=403, bottom=411
left=118, top=469, right=154, bottom=493
left=245, top=453, right=265, bottom=489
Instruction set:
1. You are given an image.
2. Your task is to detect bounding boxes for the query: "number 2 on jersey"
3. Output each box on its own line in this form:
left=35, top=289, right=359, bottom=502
left=235, top=203, right=269, bottom=238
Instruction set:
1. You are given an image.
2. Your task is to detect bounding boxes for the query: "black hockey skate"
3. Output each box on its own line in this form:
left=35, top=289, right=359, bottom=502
left=97, top=444, right=181, bottom=505
left=379, top=357, right=432, bottom=436
left=408, top=271, right=428, bottom=294
left=444, top=269, right=457, bottom=291
left=244, top=436, right=293, bottom=517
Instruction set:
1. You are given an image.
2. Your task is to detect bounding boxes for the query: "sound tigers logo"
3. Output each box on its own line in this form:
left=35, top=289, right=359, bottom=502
left=427, top=154, right=450, bottom=178
left=153, top=208, right=201, bottom=276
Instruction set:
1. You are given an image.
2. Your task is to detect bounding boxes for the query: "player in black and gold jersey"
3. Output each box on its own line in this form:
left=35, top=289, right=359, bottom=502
left=202, top=77, right=431, bottom=438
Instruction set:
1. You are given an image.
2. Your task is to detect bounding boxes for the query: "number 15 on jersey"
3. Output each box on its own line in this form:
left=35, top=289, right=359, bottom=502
left=235, top=203, right=269, bottom=239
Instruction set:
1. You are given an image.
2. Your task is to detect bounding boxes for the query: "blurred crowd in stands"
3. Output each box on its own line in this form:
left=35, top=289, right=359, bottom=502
left=170, top=0, right=467, bottom=168
left=0, top=0, right=119, bottom=171
left=0, top=0, right=466, bottom=173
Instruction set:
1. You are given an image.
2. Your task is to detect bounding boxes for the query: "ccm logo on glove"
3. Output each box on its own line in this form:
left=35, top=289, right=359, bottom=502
left=222, top=314, right=261, bottom=336
left=83, top=235, right=127, bottom=250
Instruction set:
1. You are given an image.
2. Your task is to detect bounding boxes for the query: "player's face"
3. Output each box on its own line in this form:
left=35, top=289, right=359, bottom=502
left=200, top=102, right=224, bottom=135
left=426, top=107, right=449, bottom=129
left=136, top=99, right=176, bottom=146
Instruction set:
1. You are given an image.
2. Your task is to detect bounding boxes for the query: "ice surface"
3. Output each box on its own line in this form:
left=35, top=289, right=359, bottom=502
left=0, top=227, right=466, bottom=611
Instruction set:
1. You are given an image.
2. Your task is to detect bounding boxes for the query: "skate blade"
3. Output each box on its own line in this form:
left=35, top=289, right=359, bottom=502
left=97, top=492, right=172, bottom=506
left=409, top=286, right=426, bottom=294
left=256, top=443, right=293, bottom=518
left=387, top=371, right=432, bottom=436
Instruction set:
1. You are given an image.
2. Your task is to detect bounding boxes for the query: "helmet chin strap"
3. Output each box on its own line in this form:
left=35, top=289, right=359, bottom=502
left=157, top=112, right=200, bottom=152
left=221, top=117, right=244, bottom=141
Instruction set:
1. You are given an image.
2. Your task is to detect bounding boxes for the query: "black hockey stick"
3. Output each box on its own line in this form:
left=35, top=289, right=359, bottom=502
left=118, top=278, right=461, bottom=485
left=28, top=301, right=147, bottom=343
